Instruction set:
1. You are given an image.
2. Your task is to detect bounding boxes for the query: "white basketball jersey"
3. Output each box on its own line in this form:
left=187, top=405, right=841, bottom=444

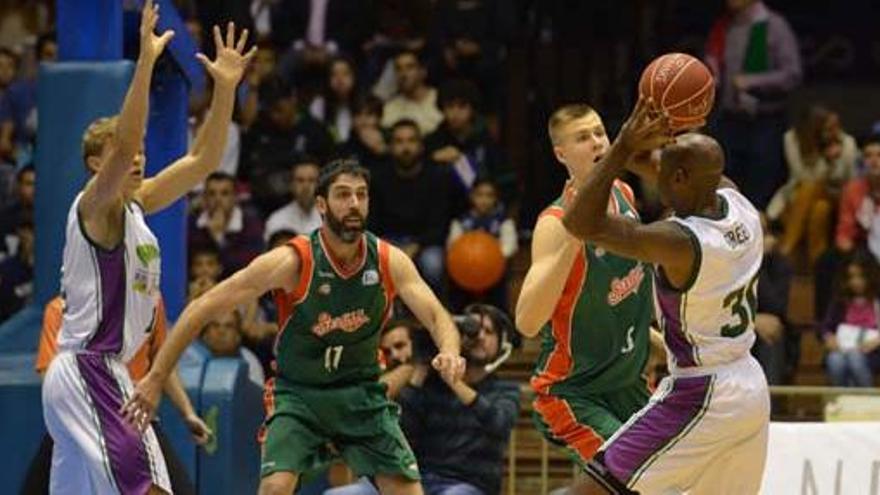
left=656, top=187, right=763, bottom=371
left=57, top=193, right=161, bottom=362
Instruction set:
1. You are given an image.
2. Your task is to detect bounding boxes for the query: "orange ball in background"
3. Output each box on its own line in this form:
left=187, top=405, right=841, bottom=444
left=446, top=231, right=506, bottom=293
left=638, top=52, right=715, bottom=131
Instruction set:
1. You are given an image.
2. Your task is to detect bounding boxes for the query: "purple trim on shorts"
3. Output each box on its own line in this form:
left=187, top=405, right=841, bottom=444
left=657, top=288, right=697, bottom=367
left=76, top=354, right=153, bottom=493
left=87, top=247, right=126, bottom=353
left=601, top=374, right=713, bottom=486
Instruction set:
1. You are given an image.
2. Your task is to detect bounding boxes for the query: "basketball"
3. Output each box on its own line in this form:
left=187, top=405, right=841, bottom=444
left=638, top=52, right=715, bottom=131
left=446, top=231, right=506, bottom=293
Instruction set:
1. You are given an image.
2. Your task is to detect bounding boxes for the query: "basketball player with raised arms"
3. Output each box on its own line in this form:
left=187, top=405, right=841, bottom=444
left=515, top=104, right=661, bottom=468
left=41, top=2, right=255, bottom=493
left=564, top=98, right=769, bottom=494
left=123, top=159, right=466, bottom=495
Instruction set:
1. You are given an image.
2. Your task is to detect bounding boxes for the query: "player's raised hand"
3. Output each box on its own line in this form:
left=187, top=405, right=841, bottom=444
left=120, top=371, right=163, bottom=432
left=139, top=0, right=175, bottom=63
left=196, top=22, right=257, bottom=88
left=432, top=352, right=466, bottom=383
left=618, top=96, right=674, bottom=153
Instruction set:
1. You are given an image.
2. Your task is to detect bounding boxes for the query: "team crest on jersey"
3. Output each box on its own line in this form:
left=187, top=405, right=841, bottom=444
left=362, top=269, right=379, bottom=286
left=135, top=244, right=160, bottom=266
left=312, top=309, right=371, bottom=336
left=607, top=265, right=645, bottom=306
left=318, top=283, right=332, bottom=296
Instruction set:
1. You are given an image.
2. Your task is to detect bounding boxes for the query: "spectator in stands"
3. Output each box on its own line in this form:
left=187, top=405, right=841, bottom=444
left=752, top=214, right=795, bottom=385
left=310, top=55, right=360, bottom=143
left=201, top=309, right=265, bottom=387
left=189, top=172, right=264, bottom=276
left=264, top=158, right=322, bottom=240
left=378, top=320, right=422, bottom=400
left=342, top=94, right=388, bottom=169
left=239, top=41, right=279, bottom=130
left=188, top=245, right=223, bottom=302
left=369, top=119, right=449, bottom=293
left=0, top=164, right=34, bottom=260
left=398, top=304, right=519, bottom=495
left=821, top=252, right=880, bottom=387
left=426, top=79, right=513, bottom=214
left=380, top=50, right=443, bottom=135
left=240, top=77, right=333, bottom=213
left=815, top=134, right=880, bottom=318
left=768, top=105, right=857, bottom=265
left=705, top=0, right=801, bottom=209
left=0, top=210, right=32, bottom=322
left=0, top=31, right=56, bottom=165
left=0, top=47, right=18, bottom=98
left=447, top=179, right=517, bottom=311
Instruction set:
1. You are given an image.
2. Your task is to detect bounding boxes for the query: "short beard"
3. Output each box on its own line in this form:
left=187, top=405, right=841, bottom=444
left=326, top=212, right=364, bottom=243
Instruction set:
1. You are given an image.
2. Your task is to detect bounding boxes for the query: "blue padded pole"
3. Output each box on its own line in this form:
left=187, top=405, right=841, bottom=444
left=145, top=64, right=189, bottom=321
left=56, top=0, right=123, bottom=61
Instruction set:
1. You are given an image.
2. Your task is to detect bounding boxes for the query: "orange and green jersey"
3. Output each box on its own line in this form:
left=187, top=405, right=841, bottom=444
left=271, top=229, right=396, bottom=387
left=530, top=180, right=654, bottom=397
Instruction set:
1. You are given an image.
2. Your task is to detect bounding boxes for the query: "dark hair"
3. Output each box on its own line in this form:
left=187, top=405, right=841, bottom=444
left=861, top=133, right=880, bottom=149
left=268, top=229, right=297, bottom=249
left=316, top=158, right=371, bottom=198
left=205, top=171, right=235, bottom=186
left=352, top=93, right=383, bottom=118
left=322, top=55, right=358, bottom=109
left=36, top=31, right=56, bottom=58
left=291, top=155, right=320, bottom=172
left=17, top=164, right=34, bottom=180
left=260, top=75, right=295, bottom=108
left=381, top=319, right=418, bottom=338
left=834, top=251, right=880, bottom=304
left=389, top=118, right=421, bottom=138
left=393, top=48, right=423, bottom=67
left=439, top=79, right=481, bottom=110
left=0, top=47, right=19, bottom=66
left=190, top=244, right=221, bottom=261
left=471, top=177, right=498, bottom=192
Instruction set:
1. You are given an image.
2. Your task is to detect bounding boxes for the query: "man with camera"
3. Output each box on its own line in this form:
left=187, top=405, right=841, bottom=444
left=399, top=304, right=521, bottom=495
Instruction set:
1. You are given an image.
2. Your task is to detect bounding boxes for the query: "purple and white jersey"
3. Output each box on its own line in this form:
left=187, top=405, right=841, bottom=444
left=58, top=193, right=161, bottom=362
left=656, top=187, right=763, bottom=371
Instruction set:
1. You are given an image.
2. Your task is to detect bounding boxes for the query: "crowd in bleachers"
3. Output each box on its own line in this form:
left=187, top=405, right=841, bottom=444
left=2, top=0, right=880, bottom=492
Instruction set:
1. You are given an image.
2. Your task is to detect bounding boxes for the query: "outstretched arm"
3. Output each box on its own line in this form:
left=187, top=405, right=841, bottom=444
left=162, top=370, right=213, bottom=445
left=137, top=23, right=256, bottom=214
left=389, top=245, right=465, bottom=383
left=562, top=98, right=695, bottom=289
left=515, top=214, right=582, bottom=337
left=122, top=246, right=300, bottom=429
left=80, top=0, right=172, bottom=219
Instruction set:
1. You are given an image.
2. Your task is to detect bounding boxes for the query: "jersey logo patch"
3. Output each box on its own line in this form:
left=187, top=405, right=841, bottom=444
left=318, top=283, right=332, bottom=296
left=607, top=265, right=645, bottom=306
left=312, top=309, right=371, bottom=337
left=362, top=269, right=379, bottom=286
left=135, top=244, right=160, bottom=266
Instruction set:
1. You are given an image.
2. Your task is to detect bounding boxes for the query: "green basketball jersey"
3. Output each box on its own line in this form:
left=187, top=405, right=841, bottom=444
left=272, top=230, right=395, bottom=387
left=530, top=181, right=654, bottom=396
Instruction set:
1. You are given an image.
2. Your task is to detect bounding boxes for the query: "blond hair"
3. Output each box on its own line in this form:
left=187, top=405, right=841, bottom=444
left=81, top=116, right=118, bottom=166
left=547, top=104, right=596, bottom=145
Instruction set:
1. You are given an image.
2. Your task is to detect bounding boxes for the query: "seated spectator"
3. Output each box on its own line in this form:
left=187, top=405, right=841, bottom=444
left=310, top=55, right=359, bottom=143
left=264, top=158, right=322, bottom=241
left=201, top=309, right=265, bottom=387
left=341, top=94, right=387, bottom=169
left=188, top=245, right=223, bottom=302
left=240, top=77, right=334, bottom=213
left=378, top=320, right=422, bottom=400
left=820, top=252, right=880, bottom=387
left=369, top=119, right=449, bottom=293
left=399, top=305, right=519, bottom=495
left=0, top=163, right=34, bottom=260
left=816, top=133, right=880, bottom=317
left=425, top=79, right=512, bottom=213
left=447, top=179, right=517, bottom=311
left=0, top=211, right=33, bottom=322
left=752, top=215, right=795, bottom=385
left=0, top=47, right=18, bottom=99
left=189, top=172, right=264, bottom=276
left=380, top=50, right=443, bottom=135
left=768, top=105, right=857, bottom=265
left=239, top=41, right=279, bottom=130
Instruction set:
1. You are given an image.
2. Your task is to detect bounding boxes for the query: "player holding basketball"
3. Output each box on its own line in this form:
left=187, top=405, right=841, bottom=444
left=41, top=2, right=254, bottom=493
left=515, top=104, right=660, bottom=468
left=564, top=98, right=769, bottom=494
left=123, top=159, right=465, bottom=495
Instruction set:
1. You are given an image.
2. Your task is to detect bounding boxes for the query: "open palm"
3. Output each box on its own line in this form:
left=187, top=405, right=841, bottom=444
left=197, top=22, right=256, bottom=88
left=139, top=0, right=174, bottom=62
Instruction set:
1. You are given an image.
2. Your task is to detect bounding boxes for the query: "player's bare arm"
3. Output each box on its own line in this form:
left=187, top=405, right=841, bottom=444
left=122, top=246, right=301, bottom=429
left=79, top=0, right=172, bottom=242
left=388, top=244, right=465, bottom=383
left=137, top=23, right=256, bottom=213
left=562, top=98, right=695, bottom=289
left=163, top=370, right=213, bottom=445
left=514, top=215, right=582, bottom=336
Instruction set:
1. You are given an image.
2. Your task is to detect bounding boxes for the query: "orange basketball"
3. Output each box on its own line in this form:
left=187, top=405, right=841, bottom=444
left=446, top=231, right=505, bottom=293
left=638, top=52, right=715, bottom=131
